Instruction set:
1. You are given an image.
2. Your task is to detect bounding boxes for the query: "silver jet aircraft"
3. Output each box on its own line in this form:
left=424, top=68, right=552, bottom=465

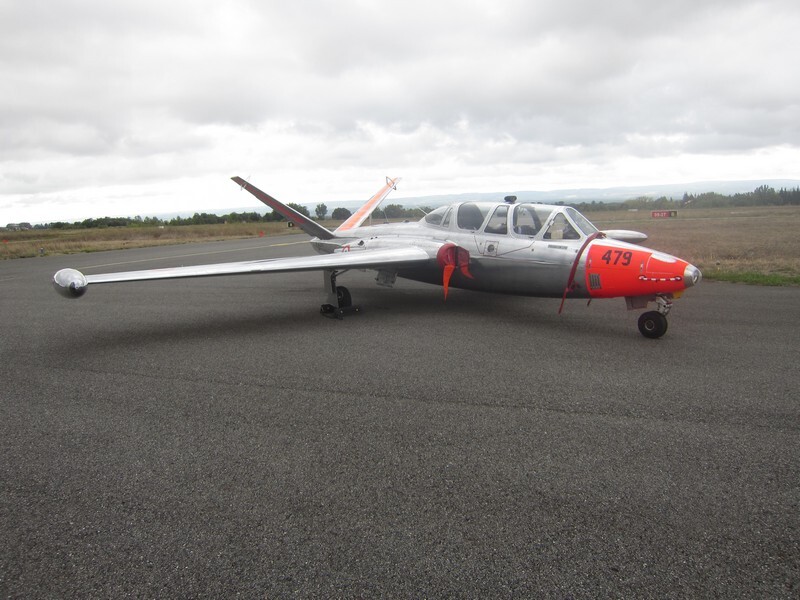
left=53, top=176, right=701, bottom=338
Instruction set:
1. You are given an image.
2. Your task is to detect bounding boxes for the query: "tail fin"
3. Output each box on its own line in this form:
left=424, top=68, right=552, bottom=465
left=335, top=176, right=401, bottom=233
left=232, top=176, right=335, bottom=240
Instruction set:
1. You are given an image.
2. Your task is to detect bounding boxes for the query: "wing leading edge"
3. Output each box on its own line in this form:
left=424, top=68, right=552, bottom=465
left=53, top=247, right=431, bottom=298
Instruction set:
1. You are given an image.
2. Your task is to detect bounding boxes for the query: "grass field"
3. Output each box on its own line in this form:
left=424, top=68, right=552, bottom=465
left=1, top=221, right=308, bottom=259
left=591, top=205, right=800, bottom=285
left=3, top=206, right=799, bottom=285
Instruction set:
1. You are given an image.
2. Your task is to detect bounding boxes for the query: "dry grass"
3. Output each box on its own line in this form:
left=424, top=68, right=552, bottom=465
left=0, top=221, right=311, bottom=259
left=3, top=207, right=799, bottom=284
left=591, top=205, right=800, bottom=284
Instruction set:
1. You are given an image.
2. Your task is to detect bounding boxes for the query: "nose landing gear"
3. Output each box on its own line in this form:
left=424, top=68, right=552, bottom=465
left=637, top=295, right=672, bottom=338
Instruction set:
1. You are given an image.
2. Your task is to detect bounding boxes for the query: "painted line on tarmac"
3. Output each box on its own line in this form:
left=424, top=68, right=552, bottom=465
left=83, top=240, right=310, bottom=270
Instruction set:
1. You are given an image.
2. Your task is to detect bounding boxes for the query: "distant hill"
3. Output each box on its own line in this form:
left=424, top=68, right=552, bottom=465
left=156, top=179, right=800, bottom=220
left=387, top=179, right=800, bottom=209
left=301, top=178, right=800, bottom=213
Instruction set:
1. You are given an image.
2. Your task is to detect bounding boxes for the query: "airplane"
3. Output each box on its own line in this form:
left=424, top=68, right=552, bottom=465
left=53, top=176, right=702, bottom=338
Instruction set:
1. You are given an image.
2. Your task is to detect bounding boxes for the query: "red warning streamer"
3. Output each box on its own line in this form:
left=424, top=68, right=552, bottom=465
left=558, top=232, right=604, bottom=314
left=436, top=243, right=473, bottom=300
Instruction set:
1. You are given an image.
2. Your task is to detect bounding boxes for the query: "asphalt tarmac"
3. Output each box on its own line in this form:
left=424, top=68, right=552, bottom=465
left=1, top=236, right=798, bottom=598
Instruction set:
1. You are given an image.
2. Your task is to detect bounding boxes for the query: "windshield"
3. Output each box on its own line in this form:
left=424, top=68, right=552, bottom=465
left=566, top=207, right=599, bottom=236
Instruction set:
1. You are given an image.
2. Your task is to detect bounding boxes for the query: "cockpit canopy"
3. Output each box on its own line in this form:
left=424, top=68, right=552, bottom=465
left=423, top=202, right=598, bottom=240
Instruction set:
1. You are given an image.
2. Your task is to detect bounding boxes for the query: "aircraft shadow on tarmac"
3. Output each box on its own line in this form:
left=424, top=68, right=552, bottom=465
left=51, top=282, right=632, bottom=360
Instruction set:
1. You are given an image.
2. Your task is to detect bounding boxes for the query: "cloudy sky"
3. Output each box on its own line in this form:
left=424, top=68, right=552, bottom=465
left=2, top=0, right=799, bottom=224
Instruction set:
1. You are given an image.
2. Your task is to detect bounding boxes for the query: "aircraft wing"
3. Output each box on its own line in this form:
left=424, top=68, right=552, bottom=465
left=53, top=246, right=431, bottom=298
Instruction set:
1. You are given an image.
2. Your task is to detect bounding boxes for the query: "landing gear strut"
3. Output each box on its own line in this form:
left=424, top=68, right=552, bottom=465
left=320, top=269, right=361, bottom=319
left=637, top=295, right=672, bottom=338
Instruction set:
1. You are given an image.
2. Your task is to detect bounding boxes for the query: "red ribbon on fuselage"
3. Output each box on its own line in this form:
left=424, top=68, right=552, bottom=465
left=436, top=243, right=474, bottom=300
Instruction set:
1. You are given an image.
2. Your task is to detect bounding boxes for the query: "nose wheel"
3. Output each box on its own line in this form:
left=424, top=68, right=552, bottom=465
left=637, top=295, right=672, bottom=338
left=638, top=311, right=668, bottom=338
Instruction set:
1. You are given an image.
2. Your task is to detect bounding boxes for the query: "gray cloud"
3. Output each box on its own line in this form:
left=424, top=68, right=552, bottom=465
left=1, top=0, right=799, bottom=223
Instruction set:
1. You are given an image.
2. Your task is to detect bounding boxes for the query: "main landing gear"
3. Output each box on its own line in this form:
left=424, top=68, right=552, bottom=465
left=637, top=295, right=672, bottom=339
left=320, top=270, right=361, bottom=319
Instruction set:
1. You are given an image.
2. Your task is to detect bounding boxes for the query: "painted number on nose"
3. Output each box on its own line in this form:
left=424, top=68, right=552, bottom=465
left=601, top=249, right=633, bottom=266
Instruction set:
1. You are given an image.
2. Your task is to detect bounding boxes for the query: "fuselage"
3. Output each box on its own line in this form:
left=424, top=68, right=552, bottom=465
left=312, top=200, right=701, bottom=301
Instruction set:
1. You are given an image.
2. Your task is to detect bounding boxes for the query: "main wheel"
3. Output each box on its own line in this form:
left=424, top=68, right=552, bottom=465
left=336, top=286, right=352, bottom=308
left=638, top=311, right=668, bottom=339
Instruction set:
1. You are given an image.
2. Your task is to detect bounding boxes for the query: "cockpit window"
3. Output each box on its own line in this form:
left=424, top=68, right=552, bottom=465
left=424, top=205, right=451, bottom=227
left=543, top=213, right=581, bottom=240
left=512, top=204, right=553, bottom=237
left=441, top=207, right=452, bottom=228
left=456, top=202, right=491, bottom=231
left=483, top=205, right=508, bottom=235
left=566, top=207, right=599, bottom=236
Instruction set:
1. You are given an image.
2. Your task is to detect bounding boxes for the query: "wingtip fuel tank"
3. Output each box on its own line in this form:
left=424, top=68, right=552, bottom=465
left=53, top=268, right=88, bottom=298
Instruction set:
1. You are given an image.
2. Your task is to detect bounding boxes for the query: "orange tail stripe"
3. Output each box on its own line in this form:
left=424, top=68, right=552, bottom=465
left=336, top=177, right=400, bottom=232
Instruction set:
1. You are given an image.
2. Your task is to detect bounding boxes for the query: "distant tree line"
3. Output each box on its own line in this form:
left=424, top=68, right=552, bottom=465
left=571, top=185, right=800, bottom=213
left=18, top=185, right=800, bottom=230
left=35, top=203, right=432, bottom=230
left=41, top=203, right=337, bottom=230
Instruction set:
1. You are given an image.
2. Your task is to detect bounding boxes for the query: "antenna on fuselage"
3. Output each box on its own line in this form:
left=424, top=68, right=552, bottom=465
left=377, top=205, right=389, bottom=224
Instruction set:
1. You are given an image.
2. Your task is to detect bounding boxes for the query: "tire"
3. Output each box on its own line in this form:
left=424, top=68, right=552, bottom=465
left=336, top=286, right=352, bottom=308
left=638, top=311, right=668, bottom=339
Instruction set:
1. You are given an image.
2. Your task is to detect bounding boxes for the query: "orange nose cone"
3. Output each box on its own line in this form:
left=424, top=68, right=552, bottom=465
left=639, top=252, right=696, bottom=293
left=585, top=244, right=699, bottom=299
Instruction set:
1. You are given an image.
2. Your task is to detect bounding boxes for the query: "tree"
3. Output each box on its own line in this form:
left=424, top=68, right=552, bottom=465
left=382, top=204, right=405, bottom=219
left=286, top=203, right=310, bottom=218
left=331, top=207, right=351, bottom=220
left=315, top=203, right=328, bottom=219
